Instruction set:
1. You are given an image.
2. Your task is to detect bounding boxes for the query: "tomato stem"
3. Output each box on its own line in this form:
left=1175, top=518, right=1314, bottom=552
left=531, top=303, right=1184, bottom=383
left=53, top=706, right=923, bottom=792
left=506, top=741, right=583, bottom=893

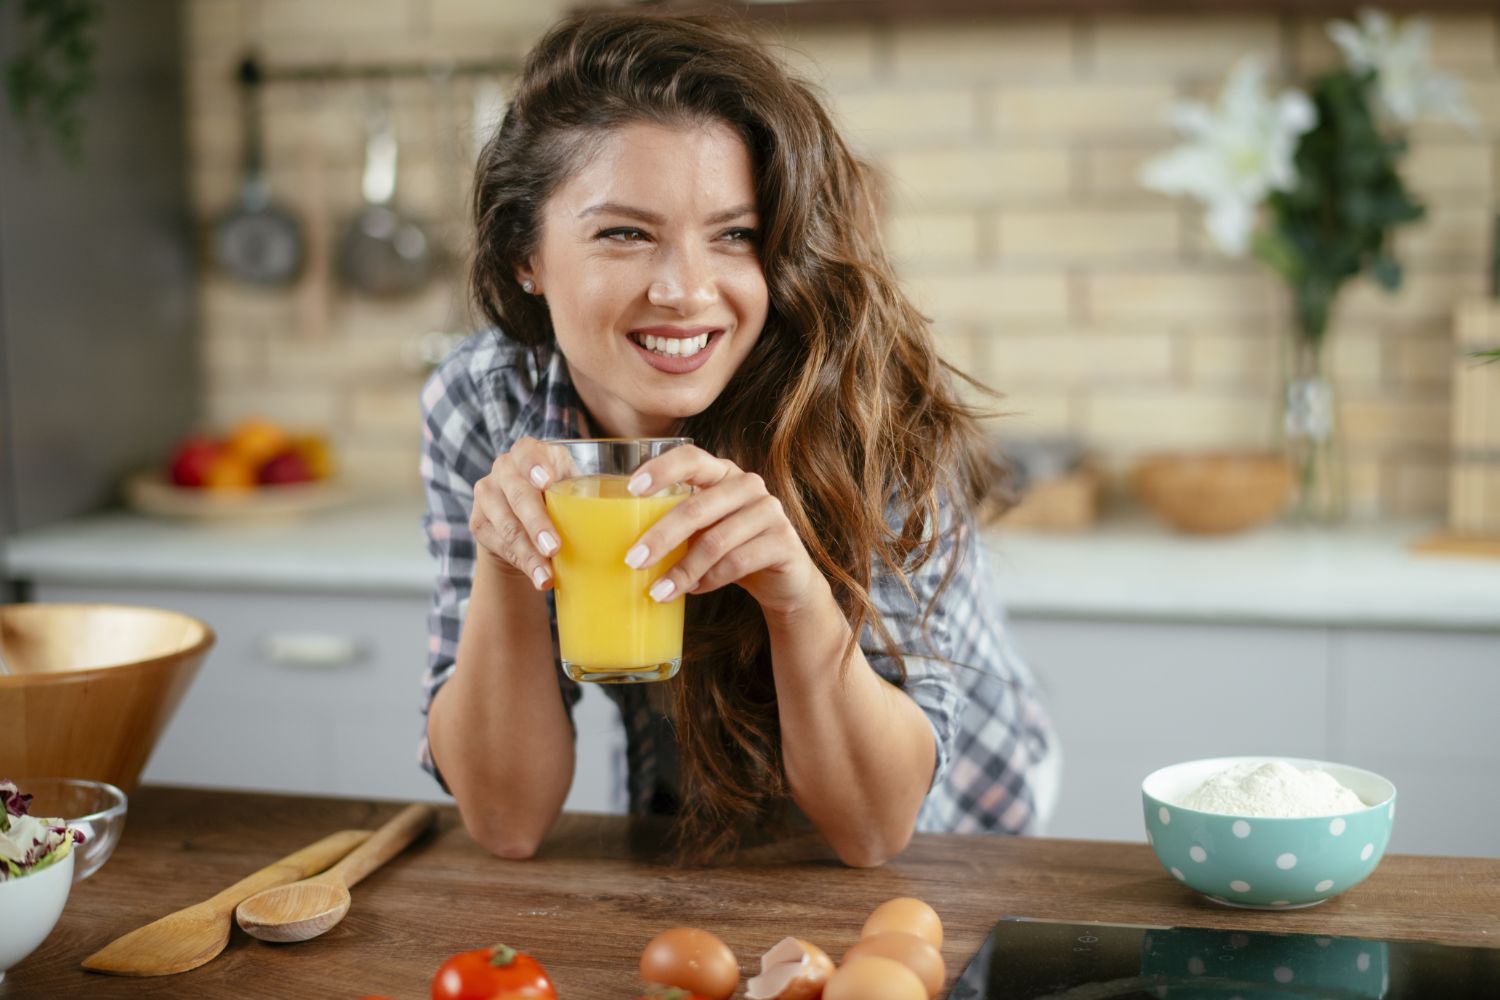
left=488, top=943, right=517, bottom=967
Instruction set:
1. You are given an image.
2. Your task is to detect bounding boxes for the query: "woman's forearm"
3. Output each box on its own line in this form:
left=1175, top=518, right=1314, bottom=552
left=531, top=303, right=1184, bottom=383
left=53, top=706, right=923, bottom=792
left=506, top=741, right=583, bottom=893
left=765, top=574, right=936, bottom=867
left=427, top=553, right=575, bottom=858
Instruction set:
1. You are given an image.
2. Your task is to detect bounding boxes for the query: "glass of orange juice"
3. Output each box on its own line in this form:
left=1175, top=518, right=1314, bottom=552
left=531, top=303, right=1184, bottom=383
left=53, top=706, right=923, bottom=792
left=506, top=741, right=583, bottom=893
left=544, top=438, right=691, bottom=683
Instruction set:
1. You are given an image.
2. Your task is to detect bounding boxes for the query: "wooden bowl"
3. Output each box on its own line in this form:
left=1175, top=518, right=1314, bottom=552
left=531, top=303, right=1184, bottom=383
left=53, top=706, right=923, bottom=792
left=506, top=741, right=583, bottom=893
left=0, top=605, right=215, bottom=792
left=1134, top=452, right=1294, bottom=535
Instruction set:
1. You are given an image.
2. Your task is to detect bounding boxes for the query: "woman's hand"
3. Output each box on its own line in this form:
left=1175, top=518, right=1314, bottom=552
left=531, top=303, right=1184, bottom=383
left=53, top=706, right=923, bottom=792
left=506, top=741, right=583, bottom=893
left=625, top=445, right=819, bottom=618
left=469, top=436, right=572, bottom=591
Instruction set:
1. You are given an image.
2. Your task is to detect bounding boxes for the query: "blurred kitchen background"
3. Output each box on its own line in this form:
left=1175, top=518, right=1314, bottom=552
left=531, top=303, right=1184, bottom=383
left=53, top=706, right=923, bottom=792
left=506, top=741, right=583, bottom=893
left=3, top=1, right=1498, bottom=856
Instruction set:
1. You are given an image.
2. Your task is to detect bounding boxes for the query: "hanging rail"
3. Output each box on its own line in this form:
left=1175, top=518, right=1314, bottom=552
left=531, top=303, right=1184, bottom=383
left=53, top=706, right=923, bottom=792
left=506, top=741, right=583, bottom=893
left=243, top=54, right=520, bottom=86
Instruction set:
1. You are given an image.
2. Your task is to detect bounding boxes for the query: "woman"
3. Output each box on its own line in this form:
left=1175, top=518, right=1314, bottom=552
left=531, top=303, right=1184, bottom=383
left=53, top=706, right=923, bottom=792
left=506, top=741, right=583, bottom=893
left=420, top=10, right=1057, bottom=866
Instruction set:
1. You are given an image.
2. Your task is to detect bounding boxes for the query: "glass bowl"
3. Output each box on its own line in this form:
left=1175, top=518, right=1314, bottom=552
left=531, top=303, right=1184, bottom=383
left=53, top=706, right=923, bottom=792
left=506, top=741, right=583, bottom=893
left=12, top=778, right=128, bottom=882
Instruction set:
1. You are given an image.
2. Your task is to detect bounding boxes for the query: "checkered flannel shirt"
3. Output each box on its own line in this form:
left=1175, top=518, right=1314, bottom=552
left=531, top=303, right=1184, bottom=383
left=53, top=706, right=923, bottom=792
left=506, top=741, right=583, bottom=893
left=418, top=331, right=1057, bottom=834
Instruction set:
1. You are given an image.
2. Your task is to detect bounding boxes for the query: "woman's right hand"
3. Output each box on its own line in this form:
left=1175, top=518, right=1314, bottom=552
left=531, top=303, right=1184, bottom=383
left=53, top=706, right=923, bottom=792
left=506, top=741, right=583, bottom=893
left=468, top=436, right=571, bottom=591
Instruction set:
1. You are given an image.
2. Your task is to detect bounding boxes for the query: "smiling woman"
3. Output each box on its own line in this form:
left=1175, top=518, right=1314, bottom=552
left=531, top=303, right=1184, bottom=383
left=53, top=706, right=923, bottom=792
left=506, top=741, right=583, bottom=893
left=419, top=10, right=1059, bottom=866
left=519, top=121, right=769, bottom=437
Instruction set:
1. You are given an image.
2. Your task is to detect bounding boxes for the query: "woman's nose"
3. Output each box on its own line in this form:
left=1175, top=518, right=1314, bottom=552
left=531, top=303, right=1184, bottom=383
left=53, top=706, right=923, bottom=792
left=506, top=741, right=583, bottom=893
left=646, top=247, right=718, bottom=314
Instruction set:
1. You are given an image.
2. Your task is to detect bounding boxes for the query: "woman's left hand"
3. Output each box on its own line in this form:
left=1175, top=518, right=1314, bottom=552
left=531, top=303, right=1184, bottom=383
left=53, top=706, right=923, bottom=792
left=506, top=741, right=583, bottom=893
left=625, top=445, right=818, bottom=618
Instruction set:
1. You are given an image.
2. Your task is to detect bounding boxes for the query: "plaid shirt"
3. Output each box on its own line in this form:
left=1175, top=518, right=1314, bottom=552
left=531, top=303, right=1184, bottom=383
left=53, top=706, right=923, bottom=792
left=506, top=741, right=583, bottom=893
left=419, top=331, right=1057, bottom=834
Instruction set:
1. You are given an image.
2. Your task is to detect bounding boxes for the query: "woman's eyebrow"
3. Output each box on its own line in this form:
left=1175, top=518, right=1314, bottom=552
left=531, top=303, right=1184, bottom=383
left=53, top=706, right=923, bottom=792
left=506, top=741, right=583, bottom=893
left=577, top=202, right=757, bottom=226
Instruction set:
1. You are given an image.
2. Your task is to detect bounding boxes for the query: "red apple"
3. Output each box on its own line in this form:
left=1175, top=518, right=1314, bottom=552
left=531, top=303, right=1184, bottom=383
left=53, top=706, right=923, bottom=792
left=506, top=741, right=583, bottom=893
left=257, top=449, right=315, bottom=486
left=168, top=436, right=222, bottom=488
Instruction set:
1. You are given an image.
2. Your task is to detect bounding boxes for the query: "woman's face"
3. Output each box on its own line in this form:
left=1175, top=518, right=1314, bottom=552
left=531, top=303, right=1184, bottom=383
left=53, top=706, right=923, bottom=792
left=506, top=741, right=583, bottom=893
left=521, top=120, right=769, bottom=438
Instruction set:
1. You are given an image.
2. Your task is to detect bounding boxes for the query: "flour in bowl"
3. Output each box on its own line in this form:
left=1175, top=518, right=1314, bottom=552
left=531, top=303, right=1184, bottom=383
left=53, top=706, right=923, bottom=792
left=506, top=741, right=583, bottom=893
left=1179, top=760, right=1366, bottom=817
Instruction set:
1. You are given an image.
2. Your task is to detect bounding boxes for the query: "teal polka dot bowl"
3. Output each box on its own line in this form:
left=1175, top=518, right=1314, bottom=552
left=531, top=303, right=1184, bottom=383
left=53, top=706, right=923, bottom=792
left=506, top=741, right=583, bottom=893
left=1142, top=757, right=1397, bottom=910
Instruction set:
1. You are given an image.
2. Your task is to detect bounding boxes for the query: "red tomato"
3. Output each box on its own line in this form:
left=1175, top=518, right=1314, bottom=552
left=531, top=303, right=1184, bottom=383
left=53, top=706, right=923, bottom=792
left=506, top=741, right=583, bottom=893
left=431, top=943, right=556, bottom=1000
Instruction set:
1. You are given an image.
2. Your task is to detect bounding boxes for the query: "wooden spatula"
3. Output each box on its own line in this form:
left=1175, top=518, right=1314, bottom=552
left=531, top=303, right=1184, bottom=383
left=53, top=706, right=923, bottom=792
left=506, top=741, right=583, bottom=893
left=235, top=803, right=436, bottom=943
left=81, top=828, right=371, bottom=977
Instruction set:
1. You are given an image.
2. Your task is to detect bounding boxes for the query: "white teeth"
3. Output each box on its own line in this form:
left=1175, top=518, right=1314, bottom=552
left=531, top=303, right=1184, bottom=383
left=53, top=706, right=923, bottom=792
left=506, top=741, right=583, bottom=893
left=638, top=332, right=711, bottom=359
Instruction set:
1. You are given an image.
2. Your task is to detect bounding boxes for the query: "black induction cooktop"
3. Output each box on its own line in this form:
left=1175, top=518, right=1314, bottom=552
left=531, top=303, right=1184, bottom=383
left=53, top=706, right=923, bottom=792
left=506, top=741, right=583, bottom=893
left=949, top=918, right=1500, bottom=999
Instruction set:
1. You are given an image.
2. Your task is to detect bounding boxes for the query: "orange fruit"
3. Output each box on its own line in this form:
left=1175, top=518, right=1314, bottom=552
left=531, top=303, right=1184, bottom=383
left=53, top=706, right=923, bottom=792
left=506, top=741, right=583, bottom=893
left=291, top=433, right=334, bottom=480
left=227, top=418, right=290, bottom=468
left=203, top=451, right=257, bottom=491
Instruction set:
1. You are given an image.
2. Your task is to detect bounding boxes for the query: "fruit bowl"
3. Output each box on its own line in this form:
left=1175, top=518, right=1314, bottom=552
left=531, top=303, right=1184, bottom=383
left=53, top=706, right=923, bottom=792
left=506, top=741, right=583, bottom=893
left=0, top=604, right=215, bottom=792
left=124, top=471, right=351, bottom=519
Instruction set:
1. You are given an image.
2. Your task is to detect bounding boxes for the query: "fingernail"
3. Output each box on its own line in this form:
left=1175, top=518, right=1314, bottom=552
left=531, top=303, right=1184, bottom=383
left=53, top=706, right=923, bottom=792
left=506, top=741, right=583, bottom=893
left=532, top=566, right=550, bottom=589
left=529, top=465, right=549, bottom=488
left=649, top=578, right=676, bottom=602
left=538, top=531, right=558, bottom=555
left=627, top=473, right=651, bottom=496
left=624, top=544, right=649, bottom=569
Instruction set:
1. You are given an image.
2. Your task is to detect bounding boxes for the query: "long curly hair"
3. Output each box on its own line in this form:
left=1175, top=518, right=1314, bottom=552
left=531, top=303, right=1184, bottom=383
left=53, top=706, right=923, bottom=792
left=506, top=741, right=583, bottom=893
left=470, top=10, right=1000, bottom=862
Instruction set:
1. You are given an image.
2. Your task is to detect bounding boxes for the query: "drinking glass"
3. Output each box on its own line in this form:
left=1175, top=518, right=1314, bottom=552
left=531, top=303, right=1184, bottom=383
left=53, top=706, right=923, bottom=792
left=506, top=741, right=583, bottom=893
left=543, top=438, right=691, bottom=683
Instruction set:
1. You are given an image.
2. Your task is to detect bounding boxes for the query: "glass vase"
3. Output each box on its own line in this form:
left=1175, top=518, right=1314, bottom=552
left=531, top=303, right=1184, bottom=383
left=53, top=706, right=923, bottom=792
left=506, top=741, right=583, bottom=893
left=1279, top=333, right=1346, bottom=524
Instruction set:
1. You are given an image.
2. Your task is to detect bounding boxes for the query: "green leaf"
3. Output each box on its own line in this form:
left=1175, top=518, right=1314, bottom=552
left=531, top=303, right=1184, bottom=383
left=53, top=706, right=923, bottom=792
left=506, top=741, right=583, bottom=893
left=1, top=0, right=102, bottom=165
left=1370, top=255, right=1402, bottom=291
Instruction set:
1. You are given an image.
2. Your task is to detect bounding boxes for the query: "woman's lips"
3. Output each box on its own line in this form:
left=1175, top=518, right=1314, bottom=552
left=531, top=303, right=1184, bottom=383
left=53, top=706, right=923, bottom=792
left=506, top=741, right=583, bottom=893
left=627, top=329, right=723, bottom=374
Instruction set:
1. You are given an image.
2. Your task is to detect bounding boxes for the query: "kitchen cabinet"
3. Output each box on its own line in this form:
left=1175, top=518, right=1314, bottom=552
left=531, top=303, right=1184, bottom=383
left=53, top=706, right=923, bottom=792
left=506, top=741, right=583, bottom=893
left=1015, top=615, right=1500, bottom=858
left=16, top=507, right=1499, bottom=859
left=30, top=582, right=627, bottom=815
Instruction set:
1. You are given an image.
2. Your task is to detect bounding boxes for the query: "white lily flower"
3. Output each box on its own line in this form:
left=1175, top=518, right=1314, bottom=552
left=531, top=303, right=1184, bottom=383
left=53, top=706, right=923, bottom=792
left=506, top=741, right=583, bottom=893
left=1328, top=8, right=1477, bottom=130
left=1139, top=58, right=1317, bottom=256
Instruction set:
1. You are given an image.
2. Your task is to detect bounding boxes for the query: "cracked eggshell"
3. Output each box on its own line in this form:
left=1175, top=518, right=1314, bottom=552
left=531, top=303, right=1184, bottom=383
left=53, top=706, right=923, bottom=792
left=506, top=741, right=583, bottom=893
left=745, top=937, right=835, bottom=1000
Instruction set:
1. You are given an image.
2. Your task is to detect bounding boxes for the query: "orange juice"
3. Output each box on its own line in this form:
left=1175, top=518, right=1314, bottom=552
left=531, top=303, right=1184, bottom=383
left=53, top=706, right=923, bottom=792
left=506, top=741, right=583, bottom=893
left=545, top=474, right=689, bottom=681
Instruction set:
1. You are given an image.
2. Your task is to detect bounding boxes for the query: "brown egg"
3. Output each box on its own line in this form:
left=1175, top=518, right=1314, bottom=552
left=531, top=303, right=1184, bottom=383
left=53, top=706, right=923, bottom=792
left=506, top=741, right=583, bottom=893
left=861, top=897, right=943, bottom=949
left=639, top=927, right=740, bottom=1000
left=843, top=931, right=945, bottom=998
left=823, top=956, right=927, bottom=1000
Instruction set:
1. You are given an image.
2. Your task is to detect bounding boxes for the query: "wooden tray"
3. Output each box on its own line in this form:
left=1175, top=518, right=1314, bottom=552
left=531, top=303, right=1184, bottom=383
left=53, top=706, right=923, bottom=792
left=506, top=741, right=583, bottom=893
left=1410, top=530, right=1500, bottom=561
left=124, top=472, right=352, bottom=519
left=990, top=466, right=1103, bottom=533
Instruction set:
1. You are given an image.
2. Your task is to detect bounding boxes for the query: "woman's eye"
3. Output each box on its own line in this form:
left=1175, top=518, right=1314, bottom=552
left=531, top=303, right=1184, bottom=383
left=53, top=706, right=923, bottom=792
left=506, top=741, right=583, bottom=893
left=598, top=227, right=648, bottom=242
left=721, top=228, right=758, bottom=243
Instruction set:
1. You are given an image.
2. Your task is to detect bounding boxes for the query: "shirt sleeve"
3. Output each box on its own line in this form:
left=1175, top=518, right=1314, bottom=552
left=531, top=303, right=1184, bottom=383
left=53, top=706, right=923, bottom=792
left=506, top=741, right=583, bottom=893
left=416, top=348, right=581, bottom=790
left=861, top=500, right=974, bottom=792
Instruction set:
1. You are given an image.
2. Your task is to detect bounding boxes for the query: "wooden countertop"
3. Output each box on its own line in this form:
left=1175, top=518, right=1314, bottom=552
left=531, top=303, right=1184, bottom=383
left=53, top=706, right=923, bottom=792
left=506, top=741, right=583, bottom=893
left=9, top=787, right=1499, bottom=999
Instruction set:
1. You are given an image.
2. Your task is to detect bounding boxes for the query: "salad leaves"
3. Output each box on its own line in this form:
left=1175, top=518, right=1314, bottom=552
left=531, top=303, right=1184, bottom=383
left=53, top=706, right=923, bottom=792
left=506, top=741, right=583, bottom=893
left=1, top=780, right=84, bottom=881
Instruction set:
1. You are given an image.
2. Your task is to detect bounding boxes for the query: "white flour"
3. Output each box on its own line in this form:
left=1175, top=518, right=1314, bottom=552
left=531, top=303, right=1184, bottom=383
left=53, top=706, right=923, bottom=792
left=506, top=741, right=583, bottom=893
left=1179, top=760, right=1366, bottom=817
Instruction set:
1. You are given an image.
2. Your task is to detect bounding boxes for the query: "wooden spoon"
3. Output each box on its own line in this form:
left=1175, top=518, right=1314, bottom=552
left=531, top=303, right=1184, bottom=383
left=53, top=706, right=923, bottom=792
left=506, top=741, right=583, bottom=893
left=235, top=803, right=436, bottom=943
left=82, top=828, right=371, bottom=976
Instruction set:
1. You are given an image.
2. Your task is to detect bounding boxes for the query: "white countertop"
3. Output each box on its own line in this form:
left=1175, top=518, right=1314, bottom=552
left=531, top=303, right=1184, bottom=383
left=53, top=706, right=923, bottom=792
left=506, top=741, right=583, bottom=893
left=6, top=502, right=1499, bottom=631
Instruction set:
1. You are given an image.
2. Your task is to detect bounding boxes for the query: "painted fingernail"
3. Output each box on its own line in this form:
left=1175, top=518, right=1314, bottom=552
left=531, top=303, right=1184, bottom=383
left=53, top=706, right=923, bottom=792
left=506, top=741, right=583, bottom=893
left=538, top=531, right=558, bottom=555
left=649, top=578, right=676, bottom=602
left=529, top=465, right=549, bottom=488
left=624, top=544, right=649, bottom=569
left=627, top=473, right=651, bottom=496
left=532, top=566, right=550, bottom=589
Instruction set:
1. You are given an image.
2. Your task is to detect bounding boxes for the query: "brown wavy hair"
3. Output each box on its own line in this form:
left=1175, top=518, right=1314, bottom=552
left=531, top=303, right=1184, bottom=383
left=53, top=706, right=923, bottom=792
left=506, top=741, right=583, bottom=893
left=471, top=10, right=999, bottom=862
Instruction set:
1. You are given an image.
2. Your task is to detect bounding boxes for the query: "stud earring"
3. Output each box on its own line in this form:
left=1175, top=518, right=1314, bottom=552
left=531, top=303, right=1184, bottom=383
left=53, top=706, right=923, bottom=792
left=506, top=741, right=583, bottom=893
left=521, top=279, right=535, bottom=294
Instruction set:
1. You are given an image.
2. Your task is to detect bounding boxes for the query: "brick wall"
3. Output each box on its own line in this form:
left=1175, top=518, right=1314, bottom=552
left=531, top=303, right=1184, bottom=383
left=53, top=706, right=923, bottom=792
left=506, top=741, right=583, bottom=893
left=185, top=2, right=1500, bottom=518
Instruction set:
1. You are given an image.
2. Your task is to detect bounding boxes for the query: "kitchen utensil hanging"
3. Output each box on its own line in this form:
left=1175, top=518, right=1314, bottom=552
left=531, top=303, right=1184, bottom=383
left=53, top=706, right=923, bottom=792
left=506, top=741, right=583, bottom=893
left=337, top=91, right=435, bottom=297
left=215, top=56, right=305, bottom=287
